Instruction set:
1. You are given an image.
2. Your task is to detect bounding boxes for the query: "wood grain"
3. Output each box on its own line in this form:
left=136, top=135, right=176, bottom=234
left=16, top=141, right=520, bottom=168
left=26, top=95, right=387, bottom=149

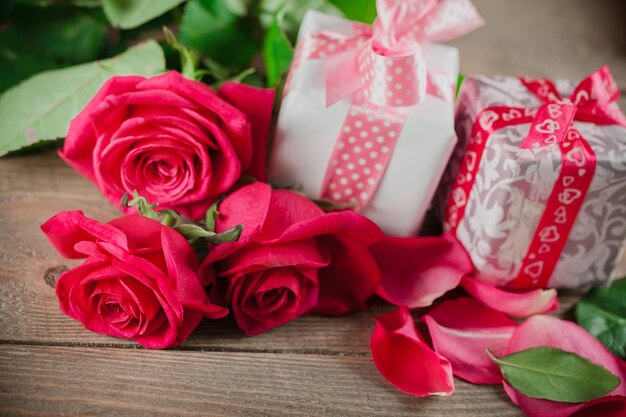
left=0, top=345, right=524, bottom=417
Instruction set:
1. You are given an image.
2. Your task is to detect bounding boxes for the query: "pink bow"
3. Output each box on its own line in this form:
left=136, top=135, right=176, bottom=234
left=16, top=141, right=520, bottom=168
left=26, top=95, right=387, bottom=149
left=286, top=0, right=483, bottom=209
left=316, top=0, right=484, bottom=107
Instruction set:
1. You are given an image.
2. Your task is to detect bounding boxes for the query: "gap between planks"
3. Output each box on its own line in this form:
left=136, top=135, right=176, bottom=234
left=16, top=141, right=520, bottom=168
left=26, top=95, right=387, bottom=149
left=0, top=339, right=369, bottom=357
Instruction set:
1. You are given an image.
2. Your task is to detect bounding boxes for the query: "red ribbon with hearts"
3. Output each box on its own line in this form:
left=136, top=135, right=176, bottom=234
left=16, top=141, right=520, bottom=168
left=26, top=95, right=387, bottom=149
left=444, top=66, right=626, bottom=289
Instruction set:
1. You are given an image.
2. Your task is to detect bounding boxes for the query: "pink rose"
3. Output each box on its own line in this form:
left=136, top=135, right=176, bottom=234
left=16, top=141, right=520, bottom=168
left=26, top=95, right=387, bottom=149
left=42, top=210, right=227, bottom=348
left=61, top=71, right=274, bottom=220
left=199, top=183, right=382, bottom=335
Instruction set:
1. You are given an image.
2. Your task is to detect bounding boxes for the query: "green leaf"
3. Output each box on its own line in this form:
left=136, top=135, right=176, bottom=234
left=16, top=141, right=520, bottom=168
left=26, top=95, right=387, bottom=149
left=204, top=201, right=220, bottom=232
left=173, top=224, right=214, bottom=240
left=456, top=74, right=464, bottom=98
left=329, top=0, right=376, bottom=23
left=487, top=347, right=620, bottom=403
left=224, top=0, right=247, bottom=16
left=179, top=0, right=259, bottom=68
left=173, top=223, right=243, bottom=244
left=263, top=18, right=293, bottom=87
left=576, top=278, right=626, bottom=359
left=103, top=0, right=185, bottom=29
left=207, top=224, right=244, bottom=245
left=259, top=0, right=343, bottom=39
left=0, top=40, right=165, bottom=157
left=13, top=4, right=108, bottom=63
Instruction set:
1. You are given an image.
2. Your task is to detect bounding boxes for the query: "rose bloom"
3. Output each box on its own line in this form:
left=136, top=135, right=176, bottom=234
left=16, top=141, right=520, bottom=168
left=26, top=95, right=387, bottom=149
left=199, top=183, right=382, bottom=335
left=61, top=71, right=274, bottom=220
left=42, top=210, right=227, bottom=348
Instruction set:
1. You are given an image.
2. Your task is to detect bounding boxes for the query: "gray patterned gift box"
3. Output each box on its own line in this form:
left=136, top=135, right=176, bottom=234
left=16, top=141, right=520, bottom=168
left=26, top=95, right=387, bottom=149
left=438, top=69, right=626, bottom=289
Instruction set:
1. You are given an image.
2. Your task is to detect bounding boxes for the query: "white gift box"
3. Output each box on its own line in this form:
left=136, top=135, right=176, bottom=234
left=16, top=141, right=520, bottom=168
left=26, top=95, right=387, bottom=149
left=269, top=11, right=460, bottom=236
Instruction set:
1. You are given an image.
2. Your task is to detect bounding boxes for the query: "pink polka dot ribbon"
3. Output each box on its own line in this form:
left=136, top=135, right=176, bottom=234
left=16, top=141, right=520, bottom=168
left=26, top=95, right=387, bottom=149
left=283, top=0, right=484, bottom=208
left=321, top=95, right=407, bottom=207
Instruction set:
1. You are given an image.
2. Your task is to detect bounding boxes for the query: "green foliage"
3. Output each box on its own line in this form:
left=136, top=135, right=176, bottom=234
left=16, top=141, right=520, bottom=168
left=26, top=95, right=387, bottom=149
left=179, top=0, right=259, bottom=68
left=0, top=0, right=362, bottom=156
left=263, top=18, right=294, bottom=87
left=488, top=347, right=620, bottom=403
left=259, top=0, right=343, bottom=40
left=204, top=201, right=220, bottom=233
left=173, top=223, right=243, bottom=244
left=576, top=278, right=626, bottom=359
left=0, top=41, right=165, bottom=157
left=103, top=0, right=185, bottom=29
left=12, top=4, right=108, bottom=63
left=0, top=28, right=58, bottom=94
left=329, top=0, right=376, bottom=23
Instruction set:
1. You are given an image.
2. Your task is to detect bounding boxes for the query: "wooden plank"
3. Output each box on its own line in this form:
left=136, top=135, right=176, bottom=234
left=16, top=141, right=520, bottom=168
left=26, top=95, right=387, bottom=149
left=449, top=0, right=626, bottom=85
left=0, top=345, right=524, bottom=417
left=0, top=152, right=617, bottom=351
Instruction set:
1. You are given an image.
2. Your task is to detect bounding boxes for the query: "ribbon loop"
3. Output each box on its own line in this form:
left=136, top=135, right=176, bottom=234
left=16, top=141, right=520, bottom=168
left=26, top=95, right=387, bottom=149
left=321, top=0, right=484, bottom=107
left=358, top=45, right=427, bottom=107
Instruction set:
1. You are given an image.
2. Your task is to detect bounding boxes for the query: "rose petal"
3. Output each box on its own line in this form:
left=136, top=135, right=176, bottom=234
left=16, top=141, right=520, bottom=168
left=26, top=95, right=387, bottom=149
left=371, top=307, right=454, bottom=397
left=41, top=210, right=129, bottom=258
left=106, top=215, right=162, bottom=253
left=257, top=189, right=325, bottom=241
left=369, top=233, right=473, bottom=308
left=218, top=82, right=275, bottom=181
left=161, top=226, right=228, bottom=320
left=312, top=235, right=380, bottom=315
left=461, top=276, right=558, bottom=317
left=230, top=268, right=318, bottom=335
left=60, top=75, right=145, bottom=183
left=214, top=239, right=330, bottom=277
left=423, top=297, right=517, bottom=384
left=503, top=315, right=626, bottom=417
left=215, top=182, right=272, bottom=239
left=141, top=71, right=252, bottom=170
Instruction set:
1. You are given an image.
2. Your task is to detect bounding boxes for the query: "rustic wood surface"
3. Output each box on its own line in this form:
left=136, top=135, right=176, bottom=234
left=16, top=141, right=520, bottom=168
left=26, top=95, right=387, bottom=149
left=1, top=0, right=625, bottom=416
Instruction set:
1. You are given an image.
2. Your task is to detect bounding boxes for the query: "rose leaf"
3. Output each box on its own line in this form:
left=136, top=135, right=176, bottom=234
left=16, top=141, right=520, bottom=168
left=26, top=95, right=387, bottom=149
left=487, top=347, right=620, bottom=403
left=0, top=40, right=165, bottom=157
left=576, top=278, right=626, bottom=359
left=263, top=17, right=293, bottom=88
left=329, top=0, right=377, bottom=23
left=103, top=0, right=185, bottom=30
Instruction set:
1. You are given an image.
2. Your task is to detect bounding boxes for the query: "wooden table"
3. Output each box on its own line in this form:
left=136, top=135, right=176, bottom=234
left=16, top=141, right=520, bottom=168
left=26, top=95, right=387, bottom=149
left=1, top=1, right=625, bottom=415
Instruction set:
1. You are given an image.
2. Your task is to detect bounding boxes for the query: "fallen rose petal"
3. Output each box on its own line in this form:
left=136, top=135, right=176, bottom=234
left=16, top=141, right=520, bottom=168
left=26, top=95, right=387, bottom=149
left=461, top=276, right=558, bottom=317
left=369, top=233, right=473, bottom=308
left=423, top=297, right=517, bottom=384
left=371, top=307, right=454, bottom=397
left=503, top=315, right=626, bottom=417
